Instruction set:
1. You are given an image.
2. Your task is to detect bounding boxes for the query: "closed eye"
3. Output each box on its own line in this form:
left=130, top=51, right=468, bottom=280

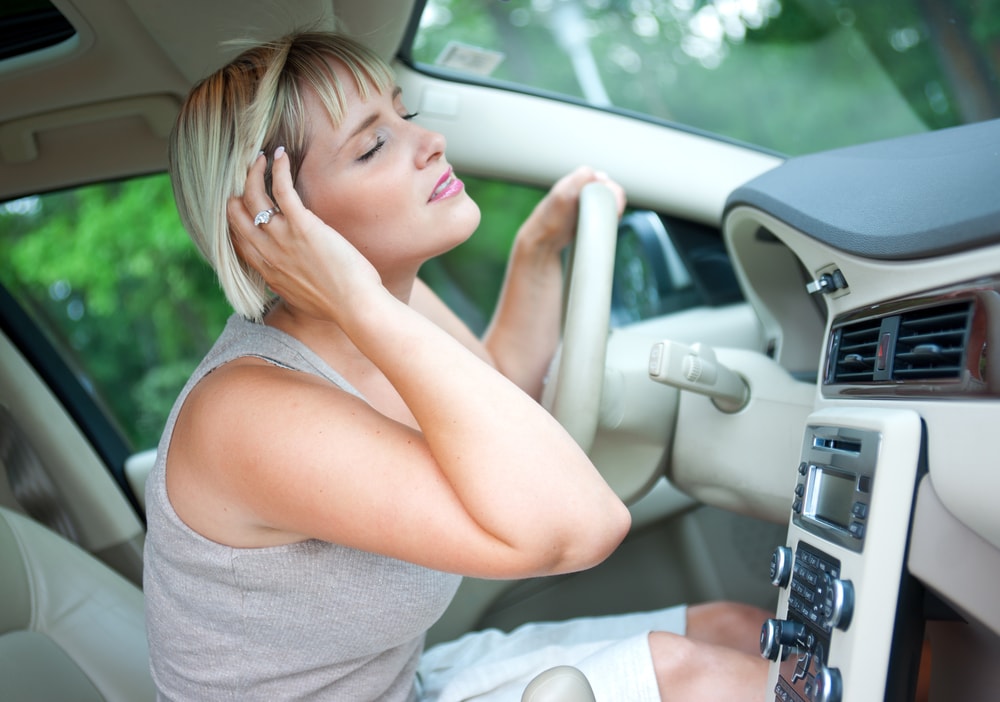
left=358, top=137, right=386, bottom=163
left=357, top=112, right=419, bottom=162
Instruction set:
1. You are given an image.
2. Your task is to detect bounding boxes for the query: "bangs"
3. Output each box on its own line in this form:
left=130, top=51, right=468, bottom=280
left=264, top=33, right=396, bottom=180
left=285, top=33, right=394, bottom=128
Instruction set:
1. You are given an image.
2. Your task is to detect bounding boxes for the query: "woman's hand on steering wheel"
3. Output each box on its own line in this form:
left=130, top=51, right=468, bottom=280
left=518, top=166, right=626, bottom=256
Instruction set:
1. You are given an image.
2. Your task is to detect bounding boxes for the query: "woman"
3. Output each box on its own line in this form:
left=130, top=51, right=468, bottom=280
left=144, top=30, right=768, bottom=701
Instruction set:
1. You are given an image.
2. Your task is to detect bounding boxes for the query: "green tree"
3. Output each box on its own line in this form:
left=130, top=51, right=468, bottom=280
left=413, top=0, right=998, bottom=155
left=2, top=175, right=230, bottom=447
left=1, top=171, right=543, bottom=448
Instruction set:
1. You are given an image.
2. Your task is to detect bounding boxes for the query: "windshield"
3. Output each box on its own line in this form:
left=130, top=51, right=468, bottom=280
left=408, top=0, right=1000, bottom=155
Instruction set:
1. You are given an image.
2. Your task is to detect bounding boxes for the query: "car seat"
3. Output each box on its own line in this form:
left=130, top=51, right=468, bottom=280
left=0, top=505, right=598, bottom=701
left=0, top=506, right=155, bottom=701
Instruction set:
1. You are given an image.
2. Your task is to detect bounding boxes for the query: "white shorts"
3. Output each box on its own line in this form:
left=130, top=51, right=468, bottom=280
left=416, top=605, right=687, bottom=702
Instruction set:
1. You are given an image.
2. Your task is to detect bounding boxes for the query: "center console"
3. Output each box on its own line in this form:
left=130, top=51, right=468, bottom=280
left=761, top=408, right=925, bottom=702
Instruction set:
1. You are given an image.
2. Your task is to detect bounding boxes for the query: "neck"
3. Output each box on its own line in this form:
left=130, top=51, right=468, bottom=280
left=264, top=268, right=418, bottom=355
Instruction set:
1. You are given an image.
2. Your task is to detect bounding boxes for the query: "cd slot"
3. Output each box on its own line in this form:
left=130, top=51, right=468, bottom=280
left=812, top=436, right=862, bottom=454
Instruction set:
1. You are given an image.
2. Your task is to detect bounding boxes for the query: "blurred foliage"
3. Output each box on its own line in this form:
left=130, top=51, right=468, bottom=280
left=427, top=177, right=544, bottom=333
left=1, top=176, right=231, bottom=447
left=2, top=0, right=997, bottom=451
left=0, top=172, right=539, bottom=448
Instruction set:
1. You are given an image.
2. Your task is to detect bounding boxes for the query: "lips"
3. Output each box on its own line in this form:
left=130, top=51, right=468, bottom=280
left=429, top=167, right=464, bottom=203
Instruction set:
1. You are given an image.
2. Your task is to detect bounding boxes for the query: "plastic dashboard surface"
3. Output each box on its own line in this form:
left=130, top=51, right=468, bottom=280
left=725, top=118, right=1000, bottom=260
left=721, top=118, right=1000, bottom=641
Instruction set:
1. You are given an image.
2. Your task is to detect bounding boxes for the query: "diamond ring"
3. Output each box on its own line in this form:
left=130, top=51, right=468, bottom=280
left=254, top=207, right=279, bottom=227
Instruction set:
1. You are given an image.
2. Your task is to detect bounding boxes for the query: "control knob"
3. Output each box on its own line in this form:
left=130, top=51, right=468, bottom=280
left=814, top=664, right=843, bottom=702
left=822, top=575, right=854, bottom=630
left=759, top=618, right=806, bottom=661
left=769, top=545, right=793, bottom=588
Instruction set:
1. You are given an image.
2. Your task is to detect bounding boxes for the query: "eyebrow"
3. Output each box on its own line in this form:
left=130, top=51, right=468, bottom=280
left=346, top=85, right=404, bottom=142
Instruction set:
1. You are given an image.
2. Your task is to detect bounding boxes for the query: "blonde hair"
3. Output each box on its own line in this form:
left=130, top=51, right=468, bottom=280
left=168, top=31, right=395, bottom=321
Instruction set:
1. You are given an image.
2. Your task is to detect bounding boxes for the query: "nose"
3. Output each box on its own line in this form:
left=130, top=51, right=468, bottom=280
left=414, top=122, right=446, bottom=167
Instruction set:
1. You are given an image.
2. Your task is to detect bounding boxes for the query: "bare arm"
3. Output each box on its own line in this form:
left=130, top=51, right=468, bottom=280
left=482, top=167, right=625, bottom=399
left=189, top=151, right=631, bottom=580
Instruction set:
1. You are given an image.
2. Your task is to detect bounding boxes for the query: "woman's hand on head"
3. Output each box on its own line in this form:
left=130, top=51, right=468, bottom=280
left=518, top=166, right=626, bottom=255
left=227, top=147, right=382, bottom=321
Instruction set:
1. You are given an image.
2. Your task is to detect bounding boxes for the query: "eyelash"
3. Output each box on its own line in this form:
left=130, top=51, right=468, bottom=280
left=357, top=112, right=420, bottom=163
left=358, top=138, right=385, bottom=163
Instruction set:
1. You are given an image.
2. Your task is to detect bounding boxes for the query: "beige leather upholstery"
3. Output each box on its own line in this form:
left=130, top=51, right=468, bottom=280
left=0, top=504, right=600, bottom=701
left=0, top=507, right=155, bottom=702
left=522, top=665, right=598, bottom=702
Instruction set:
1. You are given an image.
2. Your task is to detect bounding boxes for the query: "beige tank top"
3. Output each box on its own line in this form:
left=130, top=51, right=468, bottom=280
left=143, top=314, right=462, bottom=701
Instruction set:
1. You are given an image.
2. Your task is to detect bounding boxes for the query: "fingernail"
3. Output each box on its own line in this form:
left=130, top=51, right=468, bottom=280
left=275, top=146, right=286, bottom=159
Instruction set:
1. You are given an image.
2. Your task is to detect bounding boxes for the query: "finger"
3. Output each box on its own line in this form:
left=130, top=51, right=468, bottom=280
left=241, top=151, right=272, bottom=210
left=268, top=146, right=309, bottom=222
left=228, top=154, right=276, bottom=271
left=228, top=195, right=268, bottom=272
left=556, top=166, right=596, bottom=196
left=591, top=170, right=627, bottom=215
left=602, top=180, right=627, bottom=216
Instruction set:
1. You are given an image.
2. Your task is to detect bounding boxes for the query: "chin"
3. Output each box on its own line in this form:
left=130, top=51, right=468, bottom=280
left=444, top=197, right=482, bottom=248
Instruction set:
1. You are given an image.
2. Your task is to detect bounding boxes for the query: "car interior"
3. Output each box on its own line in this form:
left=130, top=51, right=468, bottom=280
left=1, top=0, right=998, bottom=701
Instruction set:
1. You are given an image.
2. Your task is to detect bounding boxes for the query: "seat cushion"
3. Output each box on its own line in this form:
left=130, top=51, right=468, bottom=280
left=0, top=508, right=155, bottom=701
left=0, top=630, right=105, bottom=702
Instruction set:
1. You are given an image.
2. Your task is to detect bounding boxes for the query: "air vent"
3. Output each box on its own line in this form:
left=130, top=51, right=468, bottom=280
left=830, top=300, right=973, bottom=385
left=892, top=302, right=972, bottom=380
left=831, top=317, right=882, bottom=383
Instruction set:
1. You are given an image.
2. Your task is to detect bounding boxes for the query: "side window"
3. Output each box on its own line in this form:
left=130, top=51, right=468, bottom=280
left=612, top=211, right=742, bottom=327
left=1, top=174, right=230, bottom=450
left=421, top=174, right=734, bottom=332
left=1, top=172, right=735, bottom=452
left=419, top=174, right=542, bottom=334
left=410, top=0, right=996, bottom=156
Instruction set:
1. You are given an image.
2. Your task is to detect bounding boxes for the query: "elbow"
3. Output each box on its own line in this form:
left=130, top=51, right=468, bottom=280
left=584, top=498, right=632, bottom=567
left=538, top=498, right=632, bottom=577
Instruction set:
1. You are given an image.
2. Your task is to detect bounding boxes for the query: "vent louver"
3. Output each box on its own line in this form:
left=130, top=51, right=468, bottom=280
left=893, top=302, right=972, bottom=380
left=830, top=300, right=973, bottom=385
left=832, top=318, right=882, bottom=383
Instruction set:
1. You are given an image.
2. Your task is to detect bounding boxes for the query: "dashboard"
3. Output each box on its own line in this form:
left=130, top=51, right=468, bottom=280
left=721, top=118, right=1000, bottom=701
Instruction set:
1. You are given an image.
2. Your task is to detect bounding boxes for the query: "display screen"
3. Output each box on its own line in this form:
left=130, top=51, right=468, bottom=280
left=811, top=468, right=856, bottom=530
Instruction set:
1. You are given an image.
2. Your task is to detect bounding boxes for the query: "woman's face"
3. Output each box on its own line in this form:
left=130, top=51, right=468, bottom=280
left=293, top=60, right=481, bottom=281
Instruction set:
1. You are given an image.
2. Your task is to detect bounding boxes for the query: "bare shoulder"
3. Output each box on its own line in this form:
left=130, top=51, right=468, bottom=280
left=165, top=356, right=381, bottom=548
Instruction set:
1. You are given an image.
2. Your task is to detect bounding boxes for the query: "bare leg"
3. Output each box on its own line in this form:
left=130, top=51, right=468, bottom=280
left=685, top=601, right=771, bottom=657
left=648, top=631, right=768, bottom=702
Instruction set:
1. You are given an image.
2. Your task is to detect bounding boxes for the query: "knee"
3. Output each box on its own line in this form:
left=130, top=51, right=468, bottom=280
left=647, top=631, right=698, bottom=681
left=647, top=630, right=769, bottom=701
left=685, top=601, right=770, bottom=654
left=688, top=601, right=769, bottom=631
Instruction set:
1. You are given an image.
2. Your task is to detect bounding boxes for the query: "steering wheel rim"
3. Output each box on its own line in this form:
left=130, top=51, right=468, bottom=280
left=542, top=181, right=619, bottom=454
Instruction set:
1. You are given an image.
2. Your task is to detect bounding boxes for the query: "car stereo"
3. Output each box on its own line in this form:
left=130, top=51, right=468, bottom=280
left=791, top=426, right=878, bottom=553
left=761, top=408, right=924, bottom=702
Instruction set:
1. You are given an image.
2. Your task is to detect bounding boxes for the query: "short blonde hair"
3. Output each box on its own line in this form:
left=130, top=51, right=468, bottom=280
left=168, top=31, right=395, bottom=321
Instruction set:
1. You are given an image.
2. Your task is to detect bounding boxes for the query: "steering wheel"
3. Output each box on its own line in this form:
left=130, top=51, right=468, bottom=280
left=541, top=182, right=619, bottom=454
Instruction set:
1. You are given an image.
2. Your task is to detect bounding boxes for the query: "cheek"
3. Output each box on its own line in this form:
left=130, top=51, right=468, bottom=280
left=302, top=190, right=376, bottom=244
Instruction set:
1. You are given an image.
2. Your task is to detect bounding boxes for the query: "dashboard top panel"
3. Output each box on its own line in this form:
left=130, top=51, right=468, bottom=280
left=725, top=118, right=1000, bottom=261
